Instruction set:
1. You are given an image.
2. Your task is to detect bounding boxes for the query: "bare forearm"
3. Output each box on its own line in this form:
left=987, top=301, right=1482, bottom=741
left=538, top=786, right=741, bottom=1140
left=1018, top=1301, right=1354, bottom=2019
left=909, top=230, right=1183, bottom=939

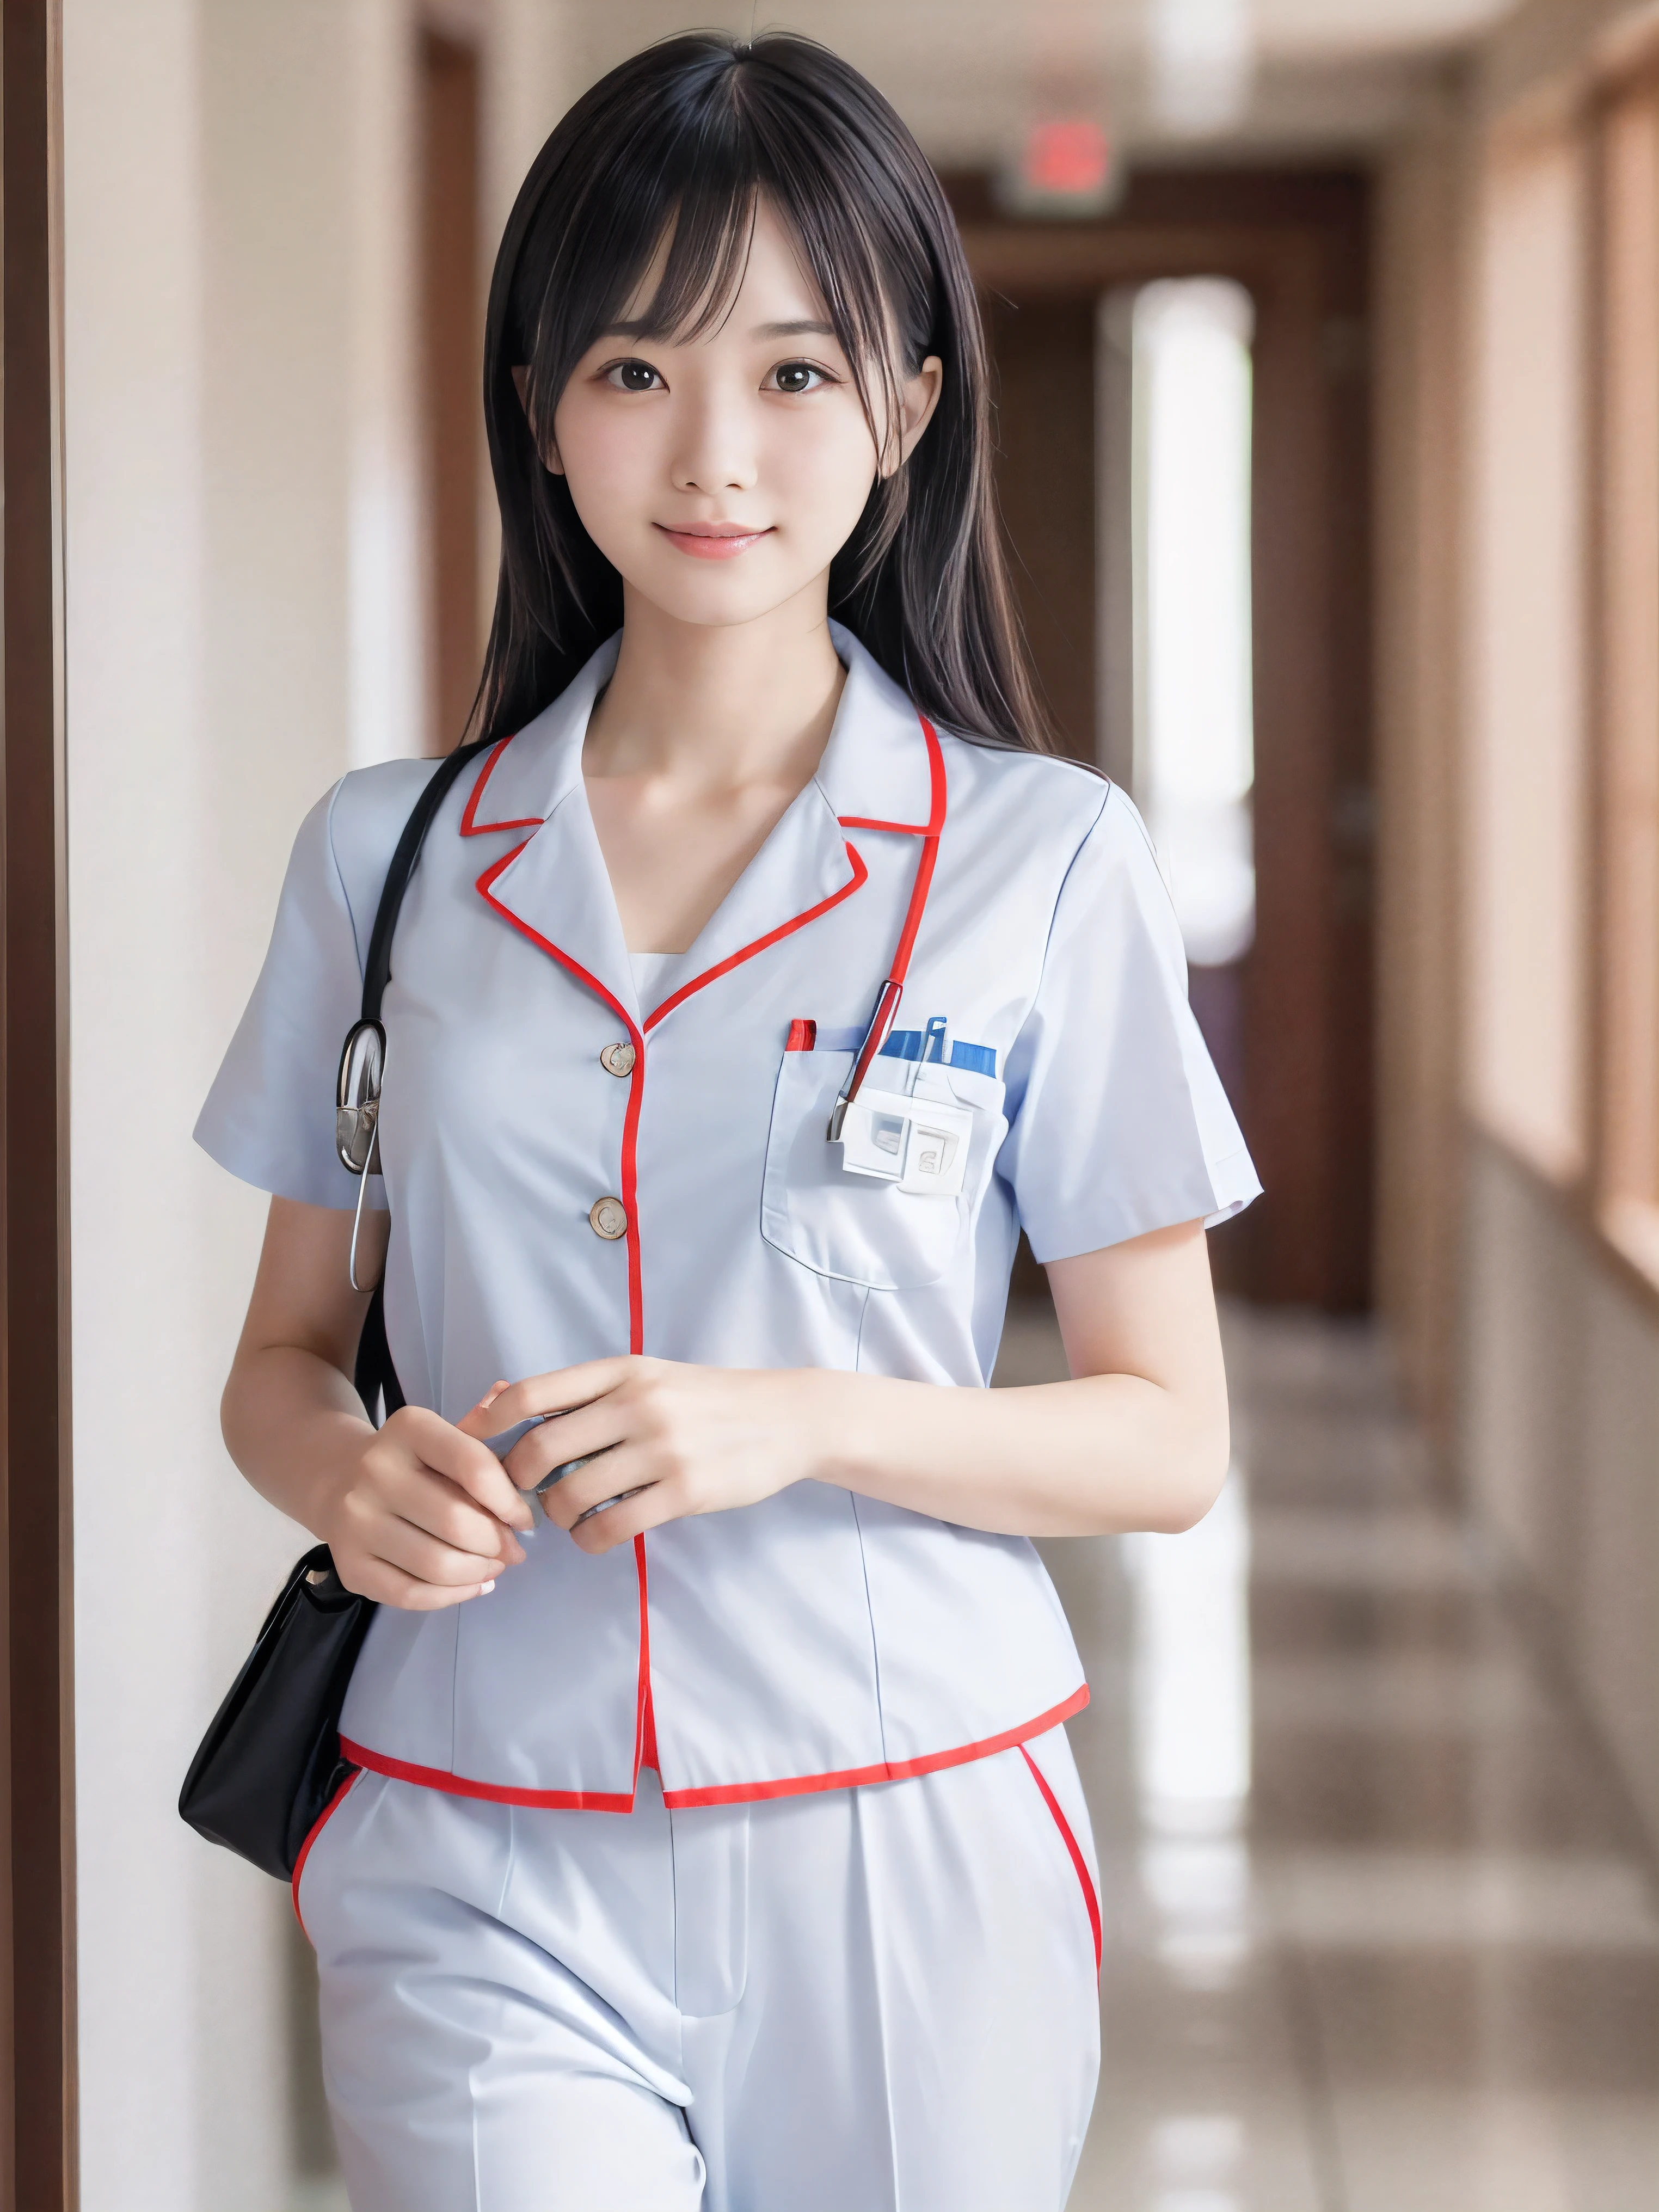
left=804, top=1366, right=1230, bottom=1537
left=222, top=1344, right=377, bottom=1539
left=224, top=1199, right=532, bottom=1605
left=478, top=1222, right=1234, bottom=1555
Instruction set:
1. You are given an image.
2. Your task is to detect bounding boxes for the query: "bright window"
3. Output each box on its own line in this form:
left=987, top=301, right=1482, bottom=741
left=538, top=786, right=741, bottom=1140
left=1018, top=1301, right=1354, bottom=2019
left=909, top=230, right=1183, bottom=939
left=1596, top=79, right=1659, bottom=1273
left=1464, top=119, right=1589, bottom=1185
left=1132, top=276, right=1257, bottom=968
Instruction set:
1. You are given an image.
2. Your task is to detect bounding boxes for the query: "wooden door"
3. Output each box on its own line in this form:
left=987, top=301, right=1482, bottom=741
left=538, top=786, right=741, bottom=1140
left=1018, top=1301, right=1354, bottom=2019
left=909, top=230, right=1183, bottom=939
left=1, top=2, right=77, bottom=2206
left=420, top=29, right=483, bottom=754
left=950, top=172, right=1374, bottom=1310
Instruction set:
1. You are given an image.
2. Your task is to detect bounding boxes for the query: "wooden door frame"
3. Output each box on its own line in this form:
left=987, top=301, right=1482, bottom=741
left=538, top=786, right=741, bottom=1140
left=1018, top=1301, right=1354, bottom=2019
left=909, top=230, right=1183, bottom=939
left=1, top=2, right=77, bottom=2206
left=420, top=24, right=484, bottom=755
left=947, top=170, right=1375, bottom=1310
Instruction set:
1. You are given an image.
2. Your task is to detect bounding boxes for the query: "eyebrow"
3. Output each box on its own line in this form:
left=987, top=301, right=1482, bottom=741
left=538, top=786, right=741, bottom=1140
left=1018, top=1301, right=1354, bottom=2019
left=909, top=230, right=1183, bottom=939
left=595, top=317, right=838, bottom=344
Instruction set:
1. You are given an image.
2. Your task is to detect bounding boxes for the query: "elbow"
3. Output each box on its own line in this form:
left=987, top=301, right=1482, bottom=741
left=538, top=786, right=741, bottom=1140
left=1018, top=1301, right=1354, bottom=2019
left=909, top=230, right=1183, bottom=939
left=1146, top=1477, right=1226, bottom=1536
left=220, top=1342, right=263, bottom=1468
left=1140, top=1410, right=1232, bottom=1534
left=220, top=1365, right=245, bottom=1465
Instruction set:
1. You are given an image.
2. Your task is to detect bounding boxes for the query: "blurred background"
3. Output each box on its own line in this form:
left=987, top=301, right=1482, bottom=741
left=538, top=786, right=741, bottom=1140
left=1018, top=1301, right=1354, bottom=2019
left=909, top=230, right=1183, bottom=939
left=62, top=1, right=1659, bottom=2206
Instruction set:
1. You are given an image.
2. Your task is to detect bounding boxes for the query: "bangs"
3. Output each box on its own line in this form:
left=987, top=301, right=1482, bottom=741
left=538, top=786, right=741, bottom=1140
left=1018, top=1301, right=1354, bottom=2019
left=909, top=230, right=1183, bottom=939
left=611, top=186, right=765, bottom=350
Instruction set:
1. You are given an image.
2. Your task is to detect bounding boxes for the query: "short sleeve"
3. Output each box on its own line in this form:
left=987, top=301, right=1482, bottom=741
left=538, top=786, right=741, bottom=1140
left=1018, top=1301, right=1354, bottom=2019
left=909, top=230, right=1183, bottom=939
left=194, top=782, right=379, bottom=1210
left=998, top=783, right=1262, bottom=1262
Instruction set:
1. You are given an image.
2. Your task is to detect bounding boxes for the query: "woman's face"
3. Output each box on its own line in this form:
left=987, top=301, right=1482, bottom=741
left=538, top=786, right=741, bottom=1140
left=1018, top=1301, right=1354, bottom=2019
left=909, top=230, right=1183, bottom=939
left=544, top=201, right=941, bottom=632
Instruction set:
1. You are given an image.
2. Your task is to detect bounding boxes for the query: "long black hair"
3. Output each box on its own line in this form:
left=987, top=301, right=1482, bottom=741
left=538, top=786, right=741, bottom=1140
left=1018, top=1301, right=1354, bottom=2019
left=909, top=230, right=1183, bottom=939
left=475, top=30, right=1056, bottom=754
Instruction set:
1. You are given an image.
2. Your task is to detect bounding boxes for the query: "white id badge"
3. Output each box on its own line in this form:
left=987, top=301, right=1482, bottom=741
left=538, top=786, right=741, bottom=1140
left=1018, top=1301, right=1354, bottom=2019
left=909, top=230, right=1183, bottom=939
left=835, top=1084, right=973, bottom=1197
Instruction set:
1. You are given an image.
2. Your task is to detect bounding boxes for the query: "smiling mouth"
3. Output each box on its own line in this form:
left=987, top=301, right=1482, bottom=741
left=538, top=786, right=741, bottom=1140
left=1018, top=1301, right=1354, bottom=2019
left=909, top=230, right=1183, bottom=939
left=654, top=521, right=773, bottom=560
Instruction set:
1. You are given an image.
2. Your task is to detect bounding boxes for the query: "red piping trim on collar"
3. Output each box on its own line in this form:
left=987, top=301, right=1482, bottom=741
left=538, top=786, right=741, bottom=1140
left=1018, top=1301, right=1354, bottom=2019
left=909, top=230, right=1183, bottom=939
left=643, top=845, right=869, bottom=1030
left=838, top=717, right=947, bottom=839
left=459, top=733, right=546, bottom=837
left=459, top=711, right=947, bottom=847
left=643, top=715, right=945, bottom=1031
left=335, top=1686, right=1088, bottom=1817
left=474, top=841, right=646, bottom=1348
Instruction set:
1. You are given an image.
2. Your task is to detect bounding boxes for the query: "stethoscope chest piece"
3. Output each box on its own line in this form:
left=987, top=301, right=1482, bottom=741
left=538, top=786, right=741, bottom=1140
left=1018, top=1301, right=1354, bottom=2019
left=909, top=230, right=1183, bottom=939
left=337, top=1018, right=388, bottom=1292
left=336, top=1018, right=386, bottom=1177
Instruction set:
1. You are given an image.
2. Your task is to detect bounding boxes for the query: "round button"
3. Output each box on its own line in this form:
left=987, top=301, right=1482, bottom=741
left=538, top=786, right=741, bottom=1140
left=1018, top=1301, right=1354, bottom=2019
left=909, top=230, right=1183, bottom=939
left=599, top=1041, right=636, bottom=1078
left=589, top=1196, right=629, bottom=1240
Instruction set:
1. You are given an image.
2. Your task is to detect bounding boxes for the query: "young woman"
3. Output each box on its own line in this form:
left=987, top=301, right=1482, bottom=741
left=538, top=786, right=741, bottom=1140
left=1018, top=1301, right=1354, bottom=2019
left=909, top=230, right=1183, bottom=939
left=198, top=31, right=1258, bottom=2212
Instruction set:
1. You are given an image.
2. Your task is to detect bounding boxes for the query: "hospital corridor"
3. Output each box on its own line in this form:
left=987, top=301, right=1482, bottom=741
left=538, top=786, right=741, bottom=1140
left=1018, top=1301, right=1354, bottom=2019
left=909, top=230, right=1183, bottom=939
left=0, top=1, right=1655, bottom=2208
left=1003, top=1301, right=1659, bottom=2210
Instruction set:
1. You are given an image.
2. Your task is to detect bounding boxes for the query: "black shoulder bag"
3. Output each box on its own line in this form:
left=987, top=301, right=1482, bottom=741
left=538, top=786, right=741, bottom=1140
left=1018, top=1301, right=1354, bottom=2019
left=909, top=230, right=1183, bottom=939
left=179, top=738, right=490, bottom=1880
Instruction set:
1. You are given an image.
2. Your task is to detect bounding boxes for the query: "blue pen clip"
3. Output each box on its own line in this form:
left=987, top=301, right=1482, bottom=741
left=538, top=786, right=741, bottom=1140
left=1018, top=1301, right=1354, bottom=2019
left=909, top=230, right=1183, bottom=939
left=923, top=1014, right=948, bottom=1064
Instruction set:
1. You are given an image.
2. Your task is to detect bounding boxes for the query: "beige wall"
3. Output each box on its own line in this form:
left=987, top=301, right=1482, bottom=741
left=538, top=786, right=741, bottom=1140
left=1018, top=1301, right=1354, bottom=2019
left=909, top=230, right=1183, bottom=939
left=1462, top=1138, right=1659, bottom=1845
left=1378, top=0, right=1659, bottom=1851
left=1373, top=120, right=1469, bottom=1450
left=1463, top=114, right=1590, bottom=1184
left=64, top=10, right=280, bottom=2203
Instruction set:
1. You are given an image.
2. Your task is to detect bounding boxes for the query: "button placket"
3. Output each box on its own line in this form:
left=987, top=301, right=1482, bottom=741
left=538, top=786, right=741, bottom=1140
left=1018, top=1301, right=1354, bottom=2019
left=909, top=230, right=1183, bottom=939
left=591, top=1025, right=640, bottom=1246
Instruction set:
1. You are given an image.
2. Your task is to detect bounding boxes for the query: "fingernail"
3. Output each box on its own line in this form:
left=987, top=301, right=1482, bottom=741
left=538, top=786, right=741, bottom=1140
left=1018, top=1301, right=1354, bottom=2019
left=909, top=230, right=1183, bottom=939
left=480, top=1579, right=496, bottom=1594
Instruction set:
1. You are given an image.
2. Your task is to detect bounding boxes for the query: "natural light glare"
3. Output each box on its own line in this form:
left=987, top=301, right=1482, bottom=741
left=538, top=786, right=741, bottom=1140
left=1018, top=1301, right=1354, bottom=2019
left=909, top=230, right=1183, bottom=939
left=1133, top=276, right=1256, bottom=967
left=1151, top=2112, right=1245, bottom=2211
left=1123, top=1473, right=1252, bottom=1823
left=1148, top=0, right=1255, bottom=136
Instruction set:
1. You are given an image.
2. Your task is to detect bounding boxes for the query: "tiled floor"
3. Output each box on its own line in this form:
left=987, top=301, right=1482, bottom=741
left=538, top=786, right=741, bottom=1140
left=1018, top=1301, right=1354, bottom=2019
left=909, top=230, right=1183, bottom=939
left=991, top=1298, right=1659, bottom=2212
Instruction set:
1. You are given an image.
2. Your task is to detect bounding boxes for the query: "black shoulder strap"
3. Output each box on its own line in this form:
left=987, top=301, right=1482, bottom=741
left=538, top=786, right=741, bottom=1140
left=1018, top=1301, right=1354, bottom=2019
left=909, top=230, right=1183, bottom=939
left=360, top=735, right=493, bottom=1024
left=353, top=1280, right=405, bottom=1422
left=353, top=735, right=493, bottom=1421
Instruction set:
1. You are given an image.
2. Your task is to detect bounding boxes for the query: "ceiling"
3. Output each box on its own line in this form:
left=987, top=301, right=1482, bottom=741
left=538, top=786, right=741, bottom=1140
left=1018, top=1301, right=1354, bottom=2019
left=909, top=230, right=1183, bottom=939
left=564, top=0, right=1531, bottom=165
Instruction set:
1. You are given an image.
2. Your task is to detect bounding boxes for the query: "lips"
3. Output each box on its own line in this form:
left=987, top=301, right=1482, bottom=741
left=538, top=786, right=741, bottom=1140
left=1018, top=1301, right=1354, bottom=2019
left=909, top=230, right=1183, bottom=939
left=654, top=521, right=773, bottom=561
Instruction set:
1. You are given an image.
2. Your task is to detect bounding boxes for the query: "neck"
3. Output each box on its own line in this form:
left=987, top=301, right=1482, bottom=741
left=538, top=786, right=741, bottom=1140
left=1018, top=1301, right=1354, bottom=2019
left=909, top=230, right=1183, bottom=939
left=586, top=583, right=845, bottom=791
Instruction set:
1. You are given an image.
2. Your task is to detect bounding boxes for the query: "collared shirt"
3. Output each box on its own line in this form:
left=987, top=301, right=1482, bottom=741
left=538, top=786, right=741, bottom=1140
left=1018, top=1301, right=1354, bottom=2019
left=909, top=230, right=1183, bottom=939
left=196, top=626, right=1259, bottom=1809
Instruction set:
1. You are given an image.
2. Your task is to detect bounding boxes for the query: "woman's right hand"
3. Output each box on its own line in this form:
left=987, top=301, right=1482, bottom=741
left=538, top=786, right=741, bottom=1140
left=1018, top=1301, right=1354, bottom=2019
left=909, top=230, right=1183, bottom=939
left=319, top=1399, right=534, bottom=1611
left=223, top=1201, right=537, bottom=1608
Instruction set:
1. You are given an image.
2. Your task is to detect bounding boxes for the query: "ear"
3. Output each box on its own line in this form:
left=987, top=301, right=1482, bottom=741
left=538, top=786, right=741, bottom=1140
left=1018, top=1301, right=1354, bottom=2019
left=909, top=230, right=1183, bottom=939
left=511, top=364, right=564, bottom=475
left=881, top=355, right=944, bottom=480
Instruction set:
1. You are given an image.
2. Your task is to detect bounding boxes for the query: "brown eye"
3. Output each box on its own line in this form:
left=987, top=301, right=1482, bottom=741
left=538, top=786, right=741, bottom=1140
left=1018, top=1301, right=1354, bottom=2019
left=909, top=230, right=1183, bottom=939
left=770, top=360, right=828, bottom=395
left=607, top=359, right=662, bottom=392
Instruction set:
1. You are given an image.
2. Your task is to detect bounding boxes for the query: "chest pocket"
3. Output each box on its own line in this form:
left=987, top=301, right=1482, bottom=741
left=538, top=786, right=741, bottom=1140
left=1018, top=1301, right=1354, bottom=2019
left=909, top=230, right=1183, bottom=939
left=760, top=1049, right=1007, bottom=1290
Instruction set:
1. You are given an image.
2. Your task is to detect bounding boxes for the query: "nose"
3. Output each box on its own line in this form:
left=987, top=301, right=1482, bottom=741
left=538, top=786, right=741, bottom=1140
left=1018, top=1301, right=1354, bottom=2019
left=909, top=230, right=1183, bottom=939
left=669, top=385, right=758, bottom=496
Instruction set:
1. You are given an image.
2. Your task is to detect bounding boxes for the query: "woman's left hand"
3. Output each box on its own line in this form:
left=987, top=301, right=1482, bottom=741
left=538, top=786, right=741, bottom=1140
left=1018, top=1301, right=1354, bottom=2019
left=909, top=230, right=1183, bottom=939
left=456, top=1222, right=1232, bottom=1549
left=457, top=1358, right=824, bottom=1554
